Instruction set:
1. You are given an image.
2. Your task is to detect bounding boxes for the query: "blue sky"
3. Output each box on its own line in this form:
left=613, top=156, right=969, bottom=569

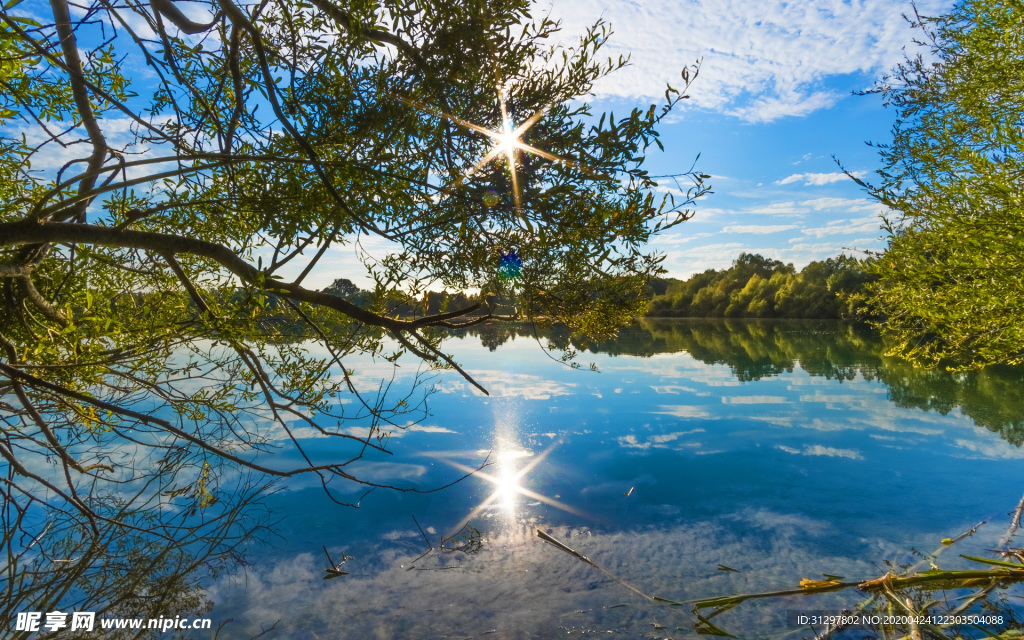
left=539, top=0, right=951, bottom=278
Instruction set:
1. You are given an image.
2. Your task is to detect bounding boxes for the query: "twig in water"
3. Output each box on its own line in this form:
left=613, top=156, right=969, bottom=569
left=412, top=514, right=433, bottom=549
left=405, top=520, right=482, bottom=570
left=322, top=545, right=350, bottom=579
left=535, top=529, right=686, bottom=607
left=999, top=491, right=1024, bottom=547
left=537, top=529, right=595, bottom=567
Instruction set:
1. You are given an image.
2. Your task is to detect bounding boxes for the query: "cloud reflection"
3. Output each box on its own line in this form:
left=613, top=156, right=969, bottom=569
left=777, top=444, right=864, bottom=460
left=207, top=507, right=995, bottom=640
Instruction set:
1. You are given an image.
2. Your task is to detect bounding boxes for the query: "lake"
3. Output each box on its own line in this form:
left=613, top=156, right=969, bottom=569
left=206, top=319, right=1024, bottom=638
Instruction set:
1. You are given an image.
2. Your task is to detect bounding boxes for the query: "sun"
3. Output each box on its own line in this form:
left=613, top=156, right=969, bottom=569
left=494, top=114, right=518, bottom=155
left=494, top=448, right=528, bottom=510
left=397, top=87, right=573, bottom=215
left=494, top=131, right=517, bottom=156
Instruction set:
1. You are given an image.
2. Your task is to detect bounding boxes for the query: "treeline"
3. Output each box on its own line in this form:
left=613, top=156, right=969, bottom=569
left=320, top=279, right=517, bottom=318
left=645, top=253, right=875, bottom=320
left=317, top=252, right=876, bottom=323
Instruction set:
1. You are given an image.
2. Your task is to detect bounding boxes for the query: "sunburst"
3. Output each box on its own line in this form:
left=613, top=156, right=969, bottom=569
left=434, top=439, right=585, bottom=536
left=399, top=88, right=574, bottom=215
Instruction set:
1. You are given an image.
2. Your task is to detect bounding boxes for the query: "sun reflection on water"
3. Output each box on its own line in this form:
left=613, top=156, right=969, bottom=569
left=439, top=429, right=585, bottom=540
left=495, top=447, right=530, bottom=513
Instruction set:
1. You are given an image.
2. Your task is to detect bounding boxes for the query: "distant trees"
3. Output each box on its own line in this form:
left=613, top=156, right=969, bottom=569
left=646, top=253, right=874, bottom=319
left=322, top=278, right=363, bottom=301
left=371, top=252, right=876, bottom=322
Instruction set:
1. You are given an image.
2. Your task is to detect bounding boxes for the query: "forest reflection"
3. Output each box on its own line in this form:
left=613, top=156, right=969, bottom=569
left=454, top=319, right=1024, bottom=447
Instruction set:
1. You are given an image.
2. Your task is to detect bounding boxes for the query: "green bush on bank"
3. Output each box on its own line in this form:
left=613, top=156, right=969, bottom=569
left=645, top=252, right=876, bottom=320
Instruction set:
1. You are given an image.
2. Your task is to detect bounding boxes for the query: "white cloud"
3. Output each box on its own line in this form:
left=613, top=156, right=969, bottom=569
left=548, top=0, right=951, bottom=121
left=340, top=461, right=429, bottom=482
left=651, top=231, right=716, bottom=246
left=721, top=223, right=799, bottom=234
left=800, top=197, right=881, bottom=212
left=799, top=215, right=881, bottom=238
left=618, top=428, right=705, bottom=449
left=723, top=201, right=810, bottom=218
left=660, top=238, right=882, bottom=278
left=6, top=117, right=162, bottom=177
left=798, top=394, right=866, bottom=406
left=804, top=445, right=863, bottom=460
left=652, top=405, right=711, bottom=418
left=438, top=370, right=577, bottom=400
left=730, top=89, right=844, bottom=123
left=408, top=424, right=458, bottom=434
left=650, top=183, right=695, bottom=197
left=340, top=422, right=455, bottom=440
left=953, top=438, right=1024, bottom=460
left=674, top=242, right=744, bottom=260
left=776, top=171, right=865, bottom=186
left=650, top=385, right=699, bottom=394
left=207, top=514, right=891, bottom=638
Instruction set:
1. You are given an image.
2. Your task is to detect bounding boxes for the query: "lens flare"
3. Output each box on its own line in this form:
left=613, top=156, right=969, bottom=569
left=498, top=249, right=523, bottom=281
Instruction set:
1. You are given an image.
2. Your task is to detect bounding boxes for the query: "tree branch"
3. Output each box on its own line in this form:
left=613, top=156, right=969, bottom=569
left=1, top=221, right=487, bottom=332
left=305, top=0, right=425, bottom=68
left=49, top=0, right=109, bottom=221
left=150, top=0, right=221, bottom=35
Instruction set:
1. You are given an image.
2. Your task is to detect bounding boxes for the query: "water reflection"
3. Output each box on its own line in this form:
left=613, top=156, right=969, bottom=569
left=208, top=513, right=1024, bottom=639
left=202, top=320, right=1024, bottom=638
left=492, top=404, right=525, bottom=527
left=495, top=448, right=525, bottom=514
left=441, top=439, right=583, bottom=539
left=455, top=319, right=1024, bottom=447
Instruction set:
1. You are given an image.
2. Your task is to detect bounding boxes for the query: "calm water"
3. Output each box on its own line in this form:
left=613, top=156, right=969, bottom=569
left=207, top=320, right=1024, bottom=638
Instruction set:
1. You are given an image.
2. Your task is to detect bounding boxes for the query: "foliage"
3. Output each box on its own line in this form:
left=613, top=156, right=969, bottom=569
left=0, top=0, right=705, bottom=625
left=645, top=252, right=873, bottom=319
left=856, top=0, right=1024, bottom=369
left=3, top=483, right=265, bottom=640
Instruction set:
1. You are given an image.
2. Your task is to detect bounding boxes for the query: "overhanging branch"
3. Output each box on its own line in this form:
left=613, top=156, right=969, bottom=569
left=1, top=220, right=488, bottom=364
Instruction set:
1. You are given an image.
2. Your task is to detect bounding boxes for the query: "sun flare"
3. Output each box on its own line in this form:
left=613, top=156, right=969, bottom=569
left=435, top=440, right=585, bottom=537
left=494, top=128, right=518, bottom=155
left=495, top=448, right=527, bottom=510
left=396, top=89, right=573, bottom=215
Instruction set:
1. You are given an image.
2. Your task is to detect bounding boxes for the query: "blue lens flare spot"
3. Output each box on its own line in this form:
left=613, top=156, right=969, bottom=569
left=498, top=249, right=523, bottom=281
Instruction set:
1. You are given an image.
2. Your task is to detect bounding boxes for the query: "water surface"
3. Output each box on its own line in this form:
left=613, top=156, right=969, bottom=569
left=208, top=320, right=1024, bottom=638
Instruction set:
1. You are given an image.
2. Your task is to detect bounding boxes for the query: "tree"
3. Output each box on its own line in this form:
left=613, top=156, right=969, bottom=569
left=853, top=0, right=1024, bottom=368
left=644, top=253, right=869, bottom=319
left=322, top=278, right=361, bottom=300
left=0, top=0, right=706, bottom=623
